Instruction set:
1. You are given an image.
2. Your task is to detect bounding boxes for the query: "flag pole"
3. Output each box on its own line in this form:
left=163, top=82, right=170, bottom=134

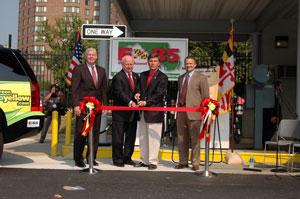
left=230, top=18, right=235, bottom=153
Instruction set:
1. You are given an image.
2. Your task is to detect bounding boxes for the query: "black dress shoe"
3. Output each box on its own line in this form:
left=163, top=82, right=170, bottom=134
left=75, top=161, right=86, bottom=168
left=134, top=162, right=149, bottom=167
left=113, top=162, right=125, bottom=167
left=93, top=160, right=99, bottom=166
left=87, top=159, right=99, bottom=166
left=124, top=160, right=136, bottom=166
left=148, top=164, right=157, bottom=170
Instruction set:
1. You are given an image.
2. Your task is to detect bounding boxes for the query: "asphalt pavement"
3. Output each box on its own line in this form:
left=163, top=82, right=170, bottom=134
left=1, top=135, right=300, bottom=199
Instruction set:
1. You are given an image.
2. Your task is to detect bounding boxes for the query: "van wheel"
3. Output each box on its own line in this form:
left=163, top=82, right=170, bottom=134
left=0, top=124, right=3, bottom=160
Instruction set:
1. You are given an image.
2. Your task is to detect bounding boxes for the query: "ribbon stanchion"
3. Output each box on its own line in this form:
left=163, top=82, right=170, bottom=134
left=80, top=97, right=101, bottom=174
left=196, top=98, right=220, bottom=178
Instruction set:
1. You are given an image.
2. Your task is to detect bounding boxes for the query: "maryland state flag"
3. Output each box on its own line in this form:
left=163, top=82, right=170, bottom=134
left=217, top=25, right=235, bottom=114
left=66, top=31, right=82, bottom=85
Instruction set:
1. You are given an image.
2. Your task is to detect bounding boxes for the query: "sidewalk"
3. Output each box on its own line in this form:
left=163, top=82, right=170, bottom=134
left=1, top=133, right=299, bottom=176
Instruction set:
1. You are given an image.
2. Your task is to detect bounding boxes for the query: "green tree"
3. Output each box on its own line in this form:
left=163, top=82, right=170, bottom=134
left=37, top=15, right=98, bottom=53
left=36, top=15, right=99, bottom=106
left=189, top=41, right=253, bottom=97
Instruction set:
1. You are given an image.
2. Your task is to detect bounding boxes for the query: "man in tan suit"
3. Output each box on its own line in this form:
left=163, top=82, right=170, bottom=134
left=175, top=56, right=209, bottom=171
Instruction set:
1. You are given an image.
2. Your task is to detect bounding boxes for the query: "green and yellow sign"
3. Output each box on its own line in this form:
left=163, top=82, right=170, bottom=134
left=110, top=38, right=188, bottom=81
left=0, top=82, right=31, bottom=121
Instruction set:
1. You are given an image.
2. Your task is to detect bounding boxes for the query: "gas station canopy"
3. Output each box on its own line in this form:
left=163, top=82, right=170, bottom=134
left=112, top=0, right=297, bottom=41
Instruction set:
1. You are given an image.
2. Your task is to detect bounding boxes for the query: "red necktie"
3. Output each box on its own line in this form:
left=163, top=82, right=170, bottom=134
left=179, top=73, right=189, bottom=106
left=91, top=66, right=98, bottom=87
left=128, top=73, right=134, bottom=91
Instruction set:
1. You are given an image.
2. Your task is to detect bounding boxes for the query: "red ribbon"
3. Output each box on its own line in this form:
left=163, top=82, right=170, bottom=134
left=98, top=106, right=203, bottom=112
left=80, top=96, right=101, bottom=136
left=198, top=98, right=220, bottom=142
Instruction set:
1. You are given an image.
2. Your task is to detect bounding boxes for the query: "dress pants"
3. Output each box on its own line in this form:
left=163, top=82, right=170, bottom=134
left=177, top=111, right=201, bottom=166
left=73, top=113, right=101, bottom=162
left=138, top=112, right=162, bottom=165
left=112, top=120, right=137, bottom=164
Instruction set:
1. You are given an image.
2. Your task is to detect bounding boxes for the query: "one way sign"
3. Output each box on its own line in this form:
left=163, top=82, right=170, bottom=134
left=81, top=24, right=127, bottom=40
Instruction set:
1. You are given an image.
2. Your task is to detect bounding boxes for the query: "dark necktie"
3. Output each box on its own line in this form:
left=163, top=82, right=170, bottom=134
left=179, top=73, right=190, bottom=106
left=128, top=73, right=134, bottom=91
left=91, top=66, right=97, bottom=87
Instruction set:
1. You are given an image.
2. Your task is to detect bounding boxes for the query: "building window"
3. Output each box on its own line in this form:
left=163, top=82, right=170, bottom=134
left=24, top=1, right=27, bottom=7
left=33, top=25, right=44, bottom=32
left=32, top=65, right=45, bottom=72
left=64, top=6, right=80, bottom=13
left=23, top=19, right=26, bottom=25
left=85, top=0, right=90, bottom=6
left=63, top=16, right=74, bottom=22
left=64, top=0, right=80, bottom=3
left=85, top=9, right=90, bottom=16
left=27, top=37, right=29, bottom=43
left=94, top=10, right=99, bottom=16
left=34, top=16, right=47, bottom=22
left=32, top=35, right=46, bottom=42
left=116, top=11, right=120, bottom=18
left=94, top=0, right=100, bottom=6
left=27, top=27, right=30, bottom=34
left=28, top=8, right=31, bottom=15
left=32, top=45, right=45, bottom=52
left=34, top=6, right=47, bottom=12
left=84, top=19, right=89, bottom=24
left=28, top=0, right=31, bottom=5
left=22, top=29, right=25, bottom=35
left=93, top=20, right=99, bottom=24
left=23, top=10, right=26, bottom=16
left=28, top=18, right=31, bottom=24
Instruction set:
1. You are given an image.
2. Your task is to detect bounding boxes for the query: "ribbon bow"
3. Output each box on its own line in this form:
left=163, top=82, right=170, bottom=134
left=198, top=98, right=220, bottom=142
left=80, top=96, right=101, bottom=136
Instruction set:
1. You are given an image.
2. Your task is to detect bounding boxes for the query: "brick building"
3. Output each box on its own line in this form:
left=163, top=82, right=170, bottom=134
left=18, top=0, right=122, bottom=52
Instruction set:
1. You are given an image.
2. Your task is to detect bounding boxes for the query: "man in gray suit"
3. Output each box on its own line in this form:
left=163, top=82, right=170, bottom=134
left=175, top=56, right=209, bottom=171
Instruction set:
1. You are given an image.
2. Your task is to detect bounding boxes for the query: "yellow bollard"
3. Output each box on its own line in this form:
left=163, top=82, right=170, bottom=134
left=65, top=111, right=72, bottom=145
left=51, top=111, right=59, bottom=156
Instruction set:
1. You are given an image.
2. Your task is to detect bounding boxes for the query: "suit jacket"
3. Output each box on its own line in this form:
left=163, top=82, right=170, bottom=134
left=139, top=70, right=168, bottom=123
left=71, top=64, right=108, bottom=108
left=178, top=71, right=209, bottom=120
left=112, top=69, right=140, bottom=122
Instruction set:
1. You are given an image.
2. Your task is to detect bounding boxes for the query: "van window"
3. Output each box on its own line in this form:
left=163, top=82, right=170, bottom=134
left=0, top=51, right=29, bottom=81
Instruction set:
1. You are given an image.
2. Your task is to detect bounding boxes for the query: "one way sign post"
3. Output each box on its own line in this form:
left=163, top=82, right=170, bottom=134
left=81, top=24, right=127, bottom=40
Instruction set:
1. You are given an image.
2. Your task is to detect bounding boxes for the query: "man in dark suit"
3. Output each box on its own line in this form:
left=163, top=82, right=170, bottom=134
left=135, top=53, right=168, bottom=170
left=111, top=55, right=140, bottom=167
left=175, top=56, right=209, bottom=171
left=71, top=48, right=108, bottom=168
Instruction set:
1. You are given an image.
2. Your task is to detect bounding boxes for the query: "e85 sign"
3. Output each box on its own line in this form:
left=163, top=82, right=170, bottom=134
left=109, top=38, right=188, bottom=81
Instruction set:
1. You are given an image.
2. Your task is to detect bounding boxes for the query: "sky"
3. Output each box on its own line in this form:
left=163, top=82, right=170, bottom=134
left=0, top=0, right=18, bottom=48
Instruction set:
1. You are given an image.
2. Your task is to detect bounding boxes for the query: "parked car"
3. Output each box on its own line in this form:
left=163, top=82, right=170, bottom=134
left=0, top=46, right=44, bottom=159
